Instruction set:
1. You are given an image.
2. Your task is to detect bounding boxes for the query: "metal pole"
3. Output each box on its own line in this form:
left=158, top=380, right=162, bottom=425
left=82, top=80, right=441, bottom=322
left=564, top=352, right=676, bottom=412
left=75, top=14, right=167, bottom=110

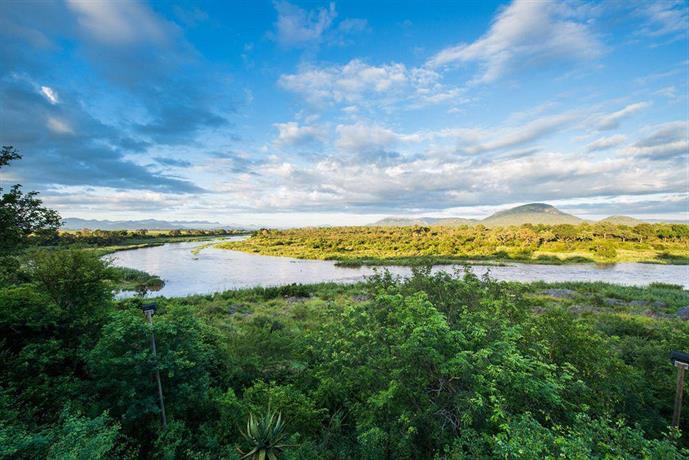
left=146, top=311, right=167, bottom=429
left=672, top=361, right=687, bottom=427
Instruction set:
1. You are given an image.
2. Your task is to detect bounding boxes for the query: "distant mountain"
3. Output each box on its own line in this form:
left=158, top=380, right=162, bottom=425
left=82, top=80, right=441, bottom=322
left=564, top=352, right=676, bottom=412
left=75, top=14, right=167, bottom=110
left=372, top=217, right=430, bottom=227
left=599, top=215, right=645, bottom=226
left=481, top=203, right=583, bottom=227
left=371, top=217, right=479, bottom=227
left=371, top=203, right=584, bottom=227
left=61, top=218, right=249, bottom=231
left=643, top=218, right=689, bottom=225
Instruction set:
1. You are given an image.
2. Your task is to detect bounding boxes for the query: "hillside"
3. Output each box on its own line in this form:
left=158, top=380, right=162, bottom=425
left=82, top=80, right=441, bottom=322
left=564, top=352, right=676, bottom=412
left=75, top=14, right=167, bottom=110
left=371, top=203, right=583, bottom=227
left=372, top=217, right=432, bottom=226
left=481, top=203, right=583, bottom=227
left=600, top=215, right=645, bottom=226
left=371, top=217, right=478, bottom=226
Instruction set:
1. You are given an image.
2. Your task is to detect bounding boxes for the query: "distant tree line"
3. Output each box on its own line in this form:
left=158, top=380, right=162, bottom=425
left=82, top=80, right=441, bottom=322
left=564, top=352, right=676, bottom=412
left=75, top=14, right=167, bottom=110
left=58, top=228, right=246, bottom=246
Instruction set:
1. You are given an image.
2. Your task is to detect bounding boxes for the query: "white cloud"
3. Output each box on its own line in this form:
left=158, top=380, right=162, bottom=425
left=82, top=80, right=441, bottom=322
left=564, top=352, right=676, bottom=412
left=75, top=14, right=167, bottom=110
left=586, top=134, right=626, bottom=152
left=594, top=102, right=649, bottom=130
left=66, top=0, right=173, bottom=45
left=40, top=85, right=59, bottom=104
left=335, top=123, right=421, bottom=153
left=279, top=59, right=459, bottom=108
left=273, top=1, right=336, bottom=47
left=625, top=121, right=688, bottom=160
left=427, top=0, right=603, bottom=83
left=273, top=122, right=324, bottom=146
left=638, top=0, right=688, bottom=37
left=232, top=147, right=684, bottom=214
left=46, top=116, right=74, bottom=134
left=462, top=112, right=578, bottom=154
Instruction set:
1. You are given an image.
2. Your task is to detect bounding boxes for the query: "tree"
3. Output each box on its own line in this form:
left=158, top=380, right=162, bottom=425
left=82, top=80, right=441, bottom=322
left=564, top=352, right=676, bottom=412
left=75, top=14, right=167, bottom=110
left=0, top=251, right=115, bottom=422
left=87, top=304, right=227, bottom=439
left=0, top=145, right=20, bottom=167
left=0, top=146, right=61, bottom=250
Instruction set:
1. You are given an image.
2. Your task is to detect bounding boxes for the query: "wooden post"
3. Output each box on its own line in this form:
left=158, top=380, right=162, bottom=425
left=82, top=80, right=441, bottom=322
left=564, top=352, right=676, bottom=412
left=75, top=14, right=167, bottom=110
left=145, top=310, right=167, bottom=429
left=673, top=361, right=687, bottom=427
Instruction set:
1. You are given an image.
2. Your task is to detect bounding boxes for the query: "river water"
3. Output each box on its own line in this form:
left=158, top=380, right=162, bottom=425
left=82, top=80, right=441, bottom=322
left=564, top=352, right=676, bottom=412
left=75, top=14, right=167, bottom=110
left=109, top=237, right=689, bottom=297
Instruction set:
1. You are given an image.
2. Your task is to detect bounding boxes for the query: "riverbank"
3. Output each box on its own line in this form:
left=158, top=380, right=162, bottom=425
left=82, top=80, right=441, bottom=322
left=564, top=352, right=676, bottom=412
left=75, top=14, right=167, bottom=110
left=216, top=225, right=689, bottom=266
left=84, top=234, right=245, bottom=257
left=142, top=277, right=689, bottom=319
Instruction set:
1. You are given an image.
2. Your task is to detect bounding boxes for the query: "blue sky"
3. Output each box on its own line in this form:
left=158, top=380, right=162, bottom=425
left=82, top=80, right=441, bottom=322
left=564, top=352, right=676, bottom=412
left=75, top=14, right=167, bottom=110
left=0, top=0, right=687, bottom=226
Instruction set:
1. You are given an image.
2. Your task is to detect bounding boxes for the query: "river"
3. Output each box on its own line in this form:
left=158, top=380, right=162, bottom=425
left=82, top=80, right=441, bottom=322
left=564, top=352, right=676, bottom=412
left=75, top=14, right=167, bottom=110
left=109, top=237, right=689, bottom=297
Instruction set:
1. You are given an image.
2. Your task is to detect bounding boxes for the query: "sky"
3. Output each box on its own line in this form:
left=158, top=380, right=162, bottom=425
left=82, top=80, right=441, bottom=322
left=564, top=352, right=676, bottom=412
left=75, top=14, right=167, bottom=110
left=0, top=0, right=687, bottom=227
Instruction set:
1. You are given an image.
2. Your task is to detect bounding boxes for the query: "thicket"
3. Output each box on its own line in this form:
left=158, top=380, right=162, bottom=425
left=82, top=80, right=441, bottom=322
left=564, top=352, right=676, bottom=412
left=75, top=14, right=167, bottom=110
left=2, top=260, right=689, bottom=458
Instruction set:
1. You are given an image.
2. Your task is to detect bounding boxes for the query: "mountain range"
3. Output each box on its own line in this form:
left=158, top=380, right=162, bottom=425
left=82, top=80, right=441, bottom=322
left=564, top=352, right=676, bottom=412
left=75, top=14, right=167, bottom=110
left=370, top=203, right=684, bottom=227
left=61, top=218, right=251, bottom=231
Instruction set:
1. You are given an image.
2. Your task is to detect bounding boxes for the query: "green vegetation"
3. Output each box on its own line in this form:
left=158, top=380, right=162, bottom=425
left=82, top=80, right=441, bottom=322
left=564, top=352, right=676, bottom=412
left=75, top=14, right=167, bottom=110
left=109, top=266, right=165, bottom=293
left=59, top=227, right=248, bottom=250
left=219, top=223, right=689, bottom=265
left=0, top=146, right=61, bottom=251
left=2, top=146, right=689, bottom=458
left=239, top=408, right=291, bottom=460
left=4, top=258, right=689, bottom=458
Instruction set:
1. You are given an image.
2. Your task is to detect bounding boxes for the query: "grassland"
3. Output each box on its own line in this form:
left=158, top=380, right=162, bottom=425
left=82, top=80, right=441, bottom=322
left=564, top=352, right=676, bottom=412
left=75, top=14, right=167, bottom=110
left=217, top=223, right=689, bottom=266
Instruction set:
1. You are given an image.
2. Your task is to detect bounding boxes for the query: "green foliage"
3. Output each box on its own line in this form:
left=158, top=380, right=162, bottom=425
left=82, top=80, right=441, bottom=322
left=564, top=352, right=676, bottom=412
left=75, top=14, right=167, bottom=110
left=239, top=408, right=291, bottom=460
left=45, top=408, right=121, bottom=460
left=27, top=249, right=113, bottom=313
left=109, top=266, right=164, bottom=293
left=242, top=382, right=325, bottom=438
left=489, top=413, right=687, bottom=459
left=87, top=304, right=227, bottom=440
left=57, top=227, right=246, bottom=249
left=219, top=223, right=689, bottom=265
left=0, top=146, right=61, bottom=251
left=0, top=403, right=122, bottom=460
left=1, top=226, right=688, bottom=458
left=0, top=251, right=114, bottom=422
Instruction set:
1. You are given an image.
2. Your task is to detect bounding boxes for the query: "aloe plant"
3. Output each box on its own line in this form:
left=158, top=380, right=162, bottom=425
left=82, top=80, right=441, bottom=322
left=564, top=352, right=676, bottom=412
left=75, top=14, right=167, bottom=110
left=238, top=408, right=291, bottom=460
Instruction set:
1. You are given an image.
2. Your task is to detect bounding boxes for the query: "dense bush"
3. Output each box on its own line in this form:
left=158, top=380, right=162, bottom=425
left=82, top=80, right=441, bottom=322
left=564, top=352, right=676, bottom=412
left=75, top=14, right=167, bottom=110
left=1, top=249, right=688, bottom=458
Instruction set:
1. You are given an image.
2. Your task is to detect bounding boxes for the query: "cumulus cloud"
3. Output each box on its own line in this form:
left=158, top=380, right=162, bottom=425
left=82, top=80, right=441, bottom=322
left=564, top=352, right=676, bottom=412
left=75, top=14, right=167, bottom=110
left=273, top=1, right=336, bottom=47
left=271, top=1, right=368, bottom=48
left=229, top=147, right=685, bottom=214
left=427, top=0, right=603, bottom=83
left=594, top=102, right=649, bottom=130
left=586, top=134, right=626, bottom=152
left=273, top=122, right=325, bottom=146
left=279, top=59, right=459, bottom=108
left=335, top=123, right=421, bottom=153
left=0, top=77, right=202, bottom=193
